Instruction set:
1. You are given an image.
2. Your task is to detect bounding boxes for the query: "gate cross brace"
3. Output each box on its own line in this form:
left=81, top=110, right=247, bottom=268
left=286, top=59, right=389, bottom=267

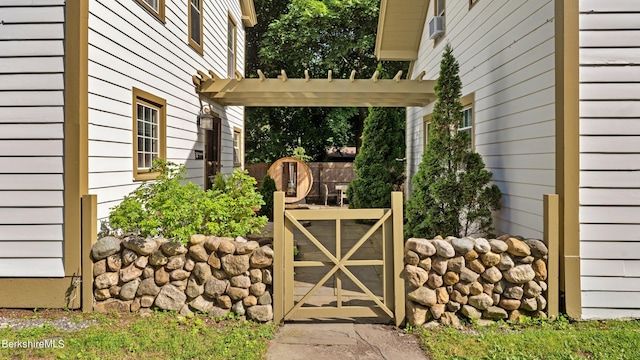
left=283, top=210, right=394, bottom=319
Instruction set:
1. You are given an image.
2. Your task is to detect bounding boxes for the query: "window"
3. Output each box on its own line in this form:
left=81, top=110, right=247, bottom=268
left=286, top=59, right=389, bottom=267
left=423, top=115, right=432, bottom=153
left=135, top=0, right=165, bottom=22
left=233, top=128, right=242, bottom=166
left=459, top=107, right=473, bottom=149
left=436, top=0, right=445, bottom=17
left=432, top=0, right=445, bottom=44
left=132, top=88, right=166, bottom=181
left=189, top=0, right=204, bottom=54
left=227, top=15, right=237, bottom=78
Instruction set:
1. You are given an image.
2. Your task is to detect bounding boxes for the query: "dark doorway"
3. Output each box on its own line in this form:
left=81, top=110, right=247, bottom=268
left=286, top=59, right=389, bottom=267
left=205, top=116, right=222, bottom=189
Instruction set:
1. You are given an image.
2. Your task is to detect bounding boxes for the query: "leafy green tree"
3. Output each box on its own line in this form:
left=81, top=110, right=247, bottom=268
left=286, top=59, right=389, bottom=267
left=258, top=174, right=277, bottom=221
left=347, top=107, right=405, bottom=209
left=405, top=44, right=501, bottom=238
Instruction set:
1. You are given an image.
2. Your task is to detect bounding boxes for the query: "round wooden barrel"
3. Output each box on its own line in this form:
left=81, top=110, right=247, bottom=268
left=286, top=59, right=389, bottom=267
left=267, top=157, right=313, bottom=203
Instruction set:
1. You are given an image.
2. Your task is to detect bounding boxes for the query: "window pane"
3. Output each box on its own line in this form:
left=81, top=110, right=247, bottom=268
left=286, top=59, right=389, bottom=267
left=138, top=153, right=145, bottom=169
left=190, top=4, right=201, bottom=45
left=144, top=0, right=158, bottom=11
left=145, top=154, right=153, bottom=168
left=145, top=138, right=152, bottom=154
left=138, top=137, right=144, bottom=153
left=144, top=122, right=151, bottom=137
left=137, top=120, right=144, bottom=136
left=137, top=104, right=143, bottom=120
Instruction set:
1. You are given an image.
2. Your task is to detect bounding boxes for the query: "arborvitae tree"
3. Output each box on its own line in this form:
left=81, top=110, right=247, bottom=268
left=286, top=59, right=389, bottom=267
left=405, top=44, right=501, bottom=238
left=258, top=174, right=277, bottom=221
left=347, top=107, right=405, bottom=209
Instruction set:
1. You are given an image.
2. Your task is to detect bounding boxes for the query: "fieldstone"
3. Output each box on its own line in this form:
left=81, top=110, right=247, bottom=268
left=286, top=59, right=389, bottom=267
left=450, top=290, right=467, bottom=305
left=447, top=256, right=465, bottom=273
left=244, top=295, right=258, bottom=307
left=406, top=238, right=436, bottom=257
left=140, top=295, right=155, bottom=308
left=464, top=249, right=479, bottom=261
left=230, top=275, right=251, bottom=289
left=217, top=295, right=232, bottom=309
left=222, top=254, right=251, bottom=276
left=232, top=301, right=246, bottom=316
left=503, top=285, right=524, bottom=300
left=92, top=236, right=122, bottom=260
left=166, top=255, right=186, bottom=270
left=142, top=266, right=154, bottom=279
left=407, top=287, right=437, bottom=307
left=520, top=297, right=538, bottom=311
left=427, top=272, right=443, bottom=289
left=432, top=257, right=448, bottom=275
left=480, top=252, right=501, bottom=267
left=461, top=305, right=482, bottom=319
left=189, top=244, right=209, bottom=262
left=262, top=269, right=273, bottom=285
left=489, top=240, right=508, bottom=254
left=95, top=272, right=119, bottom=289
left=190, top=295, right=213, bottom=313
left=454, top=283, right=470, bottom=296
left=179, top=304, right=193, bottom=317
left=155, top=267, right=170, bottom=286
left=497, top=234, right=511, bottom=241
left=155, top=284, right=186, bottom=311
left=524, top=281, right=543, bottom=298
left=94, top=288, right=111, bottom=301
left=404, top=250, right=420, bottom=266
left=509, top=309, right=523, bottom=322
left=258, top=291, right=272, bottom=305
left=443, top=272, right=459, bottom=285
left=498, top=253, right=515, bottom=271
left=436, top=287, right=449, bottom=304
left=404, top=265, right=429, bottom=288
left=228, top=287, right=249, bottom=301
left=134, top=255, right=148, bottom=269
left=418, top=258, right=432, bottom=272
left=459, top=267, right=480, bottom=284
left=120, top=264, right=143, bottom=283
left=250, top=282, right=267, bottom=297
left=451, top=238, right=475, bottom=255
left=406, top=301, right=429, bottom=326
left=184, top=258, right=195, bottom=272
left=189, top=234, right=206, bottom=245
left=94, top=298, right=131, bottom=313
left=204, top=278, right=229, bottom=297
left=468, top=259, right=485, bottom=274
left=149, top=250, right=168, bottom=266
left=160, top=242, right=188, bottom=256
left=119, top=279, right=140, bottom=301
left=137, top=278, right=161, bottom=297
left=483, top=283, right=494, bottom=295
left=523, top=239, right=548, bottom=258
left=250, top=246, right=274, bottom=268
left=193, top=263, right=212, bottom=283
left=499, top=298, right=521, bottom=311
left=494, top=280, right=506, bottom=294
left=432, top=239, right=455, bottom=258
left=122, top=249, right=137, bottom=267
left=473, top=238, right=491, bottom=254
left=170, top=269, right=190, bottom=281
left=217, top=239, right=236, bottom=255
left=246, top=270, right=261, bottom=284
left=440, top=312, right=461, bottom=327
left=213, top=269, right=229, bottom=280
left=468, top=293, right=493, bottom=310
left=208, top=307, right=229, bottom=319
left=506, top=238, right=531, bottom=257
left=186, top=277, right=204, bottom=298
left=533, top=311, right=548, bottom=319
left=247, top=305, right=273, bottom=322
left=106, top=254, right=122, bottom=272
left=481, top=267, right=503, bottom=284
left=504, top=265, right=536, bottom=284
left=207, top=253, right=221, bottom=269
left=537, top=295, right=547, bottom=311
left=469, top=281, right=483, bottom=296
left=483, top=306, right=508, bottom=320
left=236, top=241, right=260, bottom=255
left=430, top=304, right=446, bottom=320
left=171, top=280, right=187, bottom=291
left=204, top=236, right=221, bottom=252
left=533, top=259, right=547, bottom=280
left=447, top=301, right=461, bottom=312
left=154, top=237, right=170, bottom=247
left=93, top=259, right=107, bottom=276
left=131, top=298, right=141, bottom=312
left=539, top=281, right=548, bottom=292
left=518, top=256, right=535, bottom=264
left=123, top=237, right=158, bottom=256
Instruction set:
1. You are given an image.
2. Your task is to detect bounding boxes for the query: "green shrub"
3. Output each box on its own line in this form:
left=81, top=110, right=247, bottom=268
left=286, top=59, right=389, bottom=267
left=258, top=174, right=277, bottom=221
left=108, top=159, right=266, bottom=244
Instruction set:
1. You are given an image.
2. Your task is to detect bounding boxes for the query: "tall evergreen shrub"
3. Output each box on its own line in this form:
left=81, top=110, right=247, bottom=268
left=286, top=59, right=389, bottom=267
left=258, top=174, right=277, bottom=221
left=347, top=107, right=405, bottom=209
left=405, top=44, right=501, bottom=238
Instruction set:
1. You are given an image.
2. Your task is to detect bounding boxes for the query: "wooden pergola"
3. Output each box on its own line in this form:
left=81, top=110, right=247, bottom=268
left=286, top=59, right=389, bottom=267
left=192, top=69, right=435, bottom=107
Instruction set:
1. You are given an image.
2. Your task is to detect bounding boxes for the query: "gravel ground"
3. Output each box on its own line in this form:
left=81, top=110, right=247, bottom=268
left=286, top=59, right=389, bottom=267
left=0, top=309, right=96, bottom=332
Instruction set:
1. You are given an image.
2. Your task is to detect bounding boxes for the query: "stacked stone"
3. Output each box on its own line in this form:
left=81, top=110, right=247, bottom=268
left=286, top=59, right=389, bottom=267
left=404, top=234, right=548, bottom=326
left=91, top=234, right=274, bottom=322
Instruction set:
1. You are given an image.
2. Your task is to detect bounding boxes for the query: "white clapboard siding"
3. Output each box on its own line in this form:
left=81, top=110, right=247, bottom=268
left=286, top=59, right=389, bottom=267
left=581, top=119, right=640, bottom=135
left=0, top=3, right=65, bottom=277
left=582, top=277, right=640, bottom=292
left=580, top=224, right=640, bottom=241
left=580, top=189, right=640, bottom=206
left=582, top=308, right=640, bottom=320
left=582, top=242, right=640, bottom=260
left=581, top=260, right=640, bottom=277
left=88, top=0, right=246, bottom=220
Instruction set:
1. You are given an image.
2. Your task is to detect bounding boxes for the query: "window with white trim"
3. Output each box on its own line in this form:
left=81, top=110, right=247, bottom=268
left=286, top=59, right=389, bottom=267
left=459, top=106, right=473, bottom=149
left=228, top=16, right=237, bottom=78
left=233, top=128, right=241, bottom=166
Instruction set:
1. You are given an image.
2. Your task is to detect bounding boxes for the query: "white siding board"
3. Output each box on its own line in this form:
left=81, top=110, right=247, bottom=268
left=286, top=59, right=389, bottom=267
left=0, top=58, right=64, bottom=74
left=581, top=260, right=640, bottom=277
left=0, top=175, right=63, bottom=190
left=0, top=91, right=64, bottom=106
left=0, top=74, right=64, bottom=91
left=582, top=241, right=640, bottom=260
left=0, top=124, right=63, bottom=139
left=580, top=48, right=640, bottom=65
left=89, top=157, right=132, bottom=173
left=0, top=242, right=62, bottom=258
left=580, top=136, right=640, bottom=153
left=581, top=119, right=640, bottom=135
left=0, top=259, right=64, bottom=277
left=580, top=224, right=640, bottom=241
left=0, top=24, right=63, bottom=40
left=0, top=6, right=64, bottom=23
left=580, top=206, right=640, bottom=223
left=580, top=0, right=640, bottom=12
left=581, top=154, right=640, bottom=170
left=580, top=30, right=640, bottom=48
left=581, top=171, right=640, bottom=188
left=483, top=153, right=556, bottom=170
left=88, top=140, right=131, bottom=158
left=0, top=158, right=62, bottom=174
left=0, top=191, right=63, bottom=207
left=0, top=0, right=64, bottom=5
left=581, top=189, right=640, bottom=206
left=0, top=208, right=62, bottom=224
left=582, top=292, right=640, bottom=308
left=582, top=277, right=640, bottom=292
left=580, top=65, right=640, bottom=83
left=0, top=140, right=62, bottom=156
left=0, top=107, right=63, bottom=123
left=0, top=40, right=64, bottom=57
left=582, top=308, right=640, bottom=320
left=0, top=225, right=62, bottom=241
left=580, top=13, right=640, bottom=30
left=491, top=169, right=555, bottom=187
left=580, top=83, right=640, bottom=100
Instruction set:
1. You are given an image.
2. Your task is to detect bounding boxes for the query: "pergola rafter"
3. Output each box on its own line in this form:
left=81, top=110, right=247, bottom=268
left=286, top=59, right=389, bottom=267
left=193, top=69, right=436, bottom=107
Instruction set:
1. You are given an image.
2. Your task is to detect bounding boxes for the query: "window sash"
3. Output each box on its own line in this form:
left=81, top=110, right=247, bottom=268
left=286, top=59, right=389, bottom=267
left=143, top=0, right=159, bottom=11
left=233, top=131, right=241, bottom=164
left=136, top=103, right=160, bottom=170
left=190, top=0, right=202, bottom=46
left=228, top=19, right=236, bottom=78
left=436, top=0, right=445, bottom=16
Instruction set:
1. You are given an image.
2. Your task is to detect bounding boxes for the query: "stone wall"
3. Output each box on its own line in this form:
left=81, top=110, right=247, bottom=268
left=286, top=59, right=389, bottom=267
left=404, top=235, right=548, bottom=326
left=90, top=234, right=274, bottom=322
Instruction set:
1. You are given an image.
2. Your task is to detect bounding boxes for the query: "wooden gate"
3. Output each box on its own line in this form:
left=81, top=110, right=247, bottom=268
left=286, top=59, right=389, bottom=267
left=272, top=191, right=405, bottom=326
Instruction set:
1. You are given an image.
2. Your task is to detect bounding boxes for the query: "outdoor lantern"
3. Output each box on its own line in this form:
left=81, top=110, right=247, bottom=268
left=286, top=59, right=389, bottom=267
left=197, top=112, right=215, bottom=130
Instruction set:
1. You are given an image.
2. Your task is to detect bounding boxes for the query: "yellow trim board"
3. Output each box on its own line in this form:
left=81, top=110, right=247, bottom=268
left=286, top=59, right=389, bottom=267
left=0, top=278, right=81, bottom=309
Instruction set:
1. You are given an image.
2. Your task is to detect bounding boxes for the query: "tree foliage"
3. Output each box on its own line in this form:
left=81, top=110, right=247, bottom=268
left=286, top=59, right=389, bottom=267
left=347, top=107, right=405, bottom=209
left=405, top=44, right=501, bottom=238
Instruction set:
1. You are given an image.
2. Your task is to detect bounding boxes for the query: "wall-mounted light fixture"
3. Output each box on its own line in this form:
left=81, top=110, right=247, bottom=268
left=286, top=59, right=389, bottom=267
left=197, top=105, right=215, bottom=130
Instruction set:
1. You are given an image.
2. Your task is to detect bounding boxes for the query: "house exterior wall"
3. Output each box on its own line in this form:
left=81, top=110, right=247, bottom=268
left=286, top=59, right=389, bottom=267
left=0, top=1, right=66, bottom=277
left=407, top=0, right=556, bottom=239
left=578, top=0, right=640, bottom=319
left=87, top=0, right=246, bottom=221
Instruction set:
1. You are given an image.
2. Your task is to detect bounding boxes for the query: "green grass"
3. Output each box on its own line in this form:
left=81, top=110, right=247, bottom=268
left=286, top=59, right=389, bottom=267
left=0, top=311, right=276, bottom=360
left=419, top=315, right=640, bottom=360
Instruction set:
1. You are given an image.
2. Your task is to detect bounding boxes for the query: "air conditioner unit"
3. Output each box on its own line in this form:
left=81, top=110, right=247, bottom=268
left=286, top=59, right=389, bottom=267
left=429, top=16, right=445, bottom=39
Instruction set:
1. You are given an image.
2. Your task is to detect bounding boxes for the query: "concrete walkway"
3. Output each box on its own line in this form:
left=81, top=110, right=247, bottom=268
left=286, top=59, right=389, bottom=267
left=264, top=216, right=427, bottom=359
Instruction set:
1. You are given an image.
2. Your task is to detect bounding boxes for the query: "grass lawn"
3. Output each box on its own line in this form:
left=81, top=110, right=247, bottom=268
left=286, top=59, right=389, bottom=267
left=418, top=316, right=640, bottom=360
left=0, top=310, right=276, bottom=360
